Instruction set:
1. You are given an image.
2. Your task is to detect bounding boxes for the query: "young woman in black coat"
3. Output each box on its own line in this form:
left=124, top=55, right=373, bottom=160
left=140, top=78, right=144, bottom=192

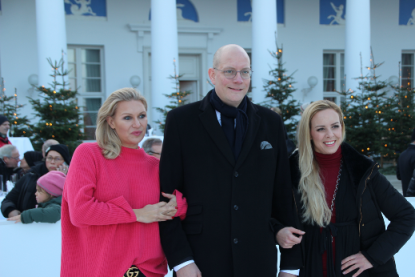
left=288, top=100, right=415, bottom=277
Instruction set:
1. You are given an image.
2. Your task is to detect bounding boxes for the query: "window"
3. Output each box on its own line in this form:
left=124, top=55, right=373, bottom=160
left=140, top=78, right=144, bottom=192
left=67, top=46, right=104, bottom=140
left=402, top=52, right=414, bottom=89
left=323, top=51, right=344, bottom=105
left=245, top=51, right=253, bottom=93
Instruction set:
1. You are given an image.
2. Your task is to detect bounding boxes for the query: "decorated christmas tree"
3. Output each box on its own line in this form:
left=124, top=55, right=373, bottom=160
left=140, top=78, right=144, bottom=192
left=339, top=51, right=390, bottom=163
left=155, top=60, right=191, bottom=133
left=0, top=79, right=32, bottom=137
left=262, top=44, right=300, bottom=141
left=29, top=54, right=84, bottom=153
left=382, top=62, right=415, bottom=160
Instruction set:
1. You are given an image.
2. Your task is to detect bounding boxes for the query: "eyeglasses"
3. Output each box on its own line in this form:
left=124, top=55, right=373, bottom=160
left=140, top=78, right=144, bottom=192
left=214, top=68, right=252, bottom=80
left=148, top=151, right=161, bottom=156
left=46, top=156, right=63, bottom=162
left=6, top=156, right=20, bottom=161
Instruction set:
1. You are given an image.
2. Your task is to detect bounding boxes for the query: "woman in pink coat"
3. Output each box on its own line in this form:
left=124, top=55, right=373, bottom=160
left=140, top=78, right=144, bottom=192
left=61, top=88, right=187, bottom=277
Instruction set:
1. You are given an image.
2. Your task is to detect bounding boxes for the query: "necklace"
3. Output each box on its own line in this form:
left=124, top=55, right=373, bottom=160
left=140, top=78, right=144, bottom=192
left=330, top=160, right=343, bottom=213
left=328, top=160, right=342, bottom=243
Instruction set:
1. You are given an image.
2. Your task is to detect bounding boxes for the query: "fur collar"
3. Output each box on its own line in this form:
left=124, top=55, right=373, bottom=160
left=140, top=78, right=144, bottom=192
left=289, top=143, right=375, bottom=190
left=341, top=142, right=375, bottom=187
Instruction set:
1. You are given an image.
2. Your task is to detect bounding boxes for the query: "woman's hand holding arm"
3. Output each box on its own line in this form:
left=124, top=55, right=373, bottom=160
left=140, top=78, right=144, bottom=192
left=133, top=201, right=176, bottom=223
left=162, top=190, right=188, bottom=219
left=162, top=192, right=177, bottom=210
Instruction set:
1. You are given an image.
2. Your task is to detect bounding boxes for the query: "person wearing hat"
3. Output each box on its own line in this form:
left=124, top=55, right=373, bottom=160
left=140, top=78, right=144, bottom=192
left=0, top=115, right=12, bottom=148
left=397, top=128, right=415, bottom=196
left=13, top=150, right=44, bottom=181
left=44, top=144, right=71, bottom=175
left=8, top=171, right=66, bottom=224
left=1, top=144, right=71, bottom=218
left=20, top=151, right=43, bottom=172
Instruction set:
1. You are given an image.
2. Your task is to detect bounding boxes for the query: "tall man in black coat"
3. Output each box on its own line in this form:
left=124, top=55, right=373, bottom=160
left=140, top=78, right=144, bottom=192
left=397, top=128, right=415, bottom=196
left=159, top=44, right=303, bottom=277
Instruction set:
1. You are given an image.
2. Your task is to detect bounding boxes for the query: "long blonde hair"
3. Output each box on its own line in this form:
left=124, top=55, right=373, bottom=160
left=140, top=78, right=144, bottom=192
left=95, top=88, right=147, bottom=159
left=297, top=100, right=345, bottom=227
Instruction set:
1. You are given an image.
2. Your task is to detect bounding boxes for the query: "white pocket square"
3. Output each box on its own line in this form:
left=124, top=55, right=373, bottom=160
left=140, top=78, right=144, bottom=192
left=260, top=141, right=273, bottom=150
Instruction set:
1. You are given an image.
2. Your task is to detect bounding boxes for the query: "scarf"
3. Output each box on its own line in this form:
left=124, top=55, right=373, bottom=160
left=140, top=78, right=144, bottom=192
left=0, top=134, right=9, bottom=145
left=209, top=89, right=248, bottom=160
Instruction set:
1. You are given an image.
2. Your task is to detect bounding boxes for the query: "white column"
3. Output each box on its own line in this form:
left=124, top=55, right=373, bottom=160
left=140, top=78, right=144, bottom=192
left=251, top=0, right=277, bottom=104
left=345, top=0, right=371, bottom=92
left=35, top=0, right=68, bottom=88
left=151, top=0, right=179, bottom=134
left=0, top=47, right=2, bottom=82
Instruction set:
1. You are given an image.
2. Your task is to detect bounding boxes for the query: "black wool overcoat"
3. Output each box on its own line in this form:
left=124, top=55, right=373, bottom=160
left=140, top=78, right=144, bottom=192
left=159, top=90, right=302, bottom=277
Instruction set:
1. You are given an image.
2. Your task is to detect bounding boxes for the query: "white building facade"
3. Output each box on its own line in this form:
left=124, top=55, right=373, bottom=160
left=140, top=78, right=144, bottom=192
left=0, top=0, right=414, bottom=137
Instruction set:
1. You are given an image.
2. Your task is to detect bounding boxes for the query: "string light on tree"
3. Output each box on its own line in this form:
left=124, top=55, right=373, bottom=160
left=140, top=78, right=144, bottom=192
left=29, top=50, right=84, bottom=153
left=262, top=41, right=300, bottom=143
left=382, top=60, right=415, bottom=160
left=0, top=81, right=31, bottom=137
left=338, top=49, right=390, bottom=165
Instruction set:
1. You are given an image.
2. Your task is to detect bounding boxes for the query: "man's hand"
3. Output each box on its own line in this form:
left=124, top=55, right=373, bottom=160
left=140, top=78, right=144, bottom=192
left=276, top=227, right=305, bottom=248
left=278, top=272, right=298, bottom=277
left=341, top=252, right=373, bottom=277
left=8, top=209, right=21, bottom=218
left=177, top=263, right=202, bottom=277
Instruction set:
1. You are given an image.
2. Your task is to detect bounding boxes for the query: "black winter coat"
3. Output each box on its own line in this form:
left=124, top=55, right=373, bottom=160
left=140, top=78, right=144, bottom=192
left=159, top=90, right=301, bottom=277
left=0, top=159, right=15, bottom=192
left=397, top=144, right=415, bottom=196
left=1, top=162, right=48, bottom=217
left=406, top=168, right=415, bottom=197
left=290, top=143, right=415, bottom=277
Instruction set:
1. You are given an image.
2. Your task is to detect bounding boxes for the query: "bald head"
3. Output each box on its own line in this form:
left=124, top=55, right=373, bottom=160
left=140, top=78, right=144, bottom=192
left=208, top=44, right=251, bottom=107
left=213, top=44, right=250, bottom=69
left=42, top=139, right=59, bottom=157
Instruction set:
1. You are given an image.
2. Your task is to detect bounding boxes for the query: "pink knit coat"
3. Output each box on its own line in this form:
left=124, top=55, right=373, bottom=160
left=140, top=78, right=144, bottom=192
left=60, top=143, right=186, bottom=277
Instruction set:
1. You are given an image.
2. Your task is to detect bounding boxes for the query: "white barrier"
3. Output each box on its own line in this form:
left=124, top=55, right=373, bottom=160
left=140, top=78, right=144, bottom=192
left=0, top=220, right=61, bottom=276
left=9, top=137, right=34, bottom=159
left=1, top=198, right=414, bottom=277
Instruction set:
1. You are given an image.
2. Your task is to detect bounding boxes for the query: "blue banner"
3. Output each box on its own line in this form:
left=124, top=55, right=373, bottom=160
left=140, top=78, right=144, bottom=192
left=237, top=0, right=285, bottom=24
left=149, top=0, right=199, bottom=22
left=64, top=0, right=107, bottom=17
left=399, top=0, right=415, bottom=25
left=320, top=0, right=346, bottom=25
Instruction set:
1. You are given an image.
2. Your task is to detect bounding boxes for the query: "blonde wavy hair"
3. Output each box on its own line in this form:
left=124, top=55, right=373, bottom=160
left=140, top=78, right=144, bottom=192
left=297, top=100, right=346, bottom=227
left=96, top=88, right=147, bottom=159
